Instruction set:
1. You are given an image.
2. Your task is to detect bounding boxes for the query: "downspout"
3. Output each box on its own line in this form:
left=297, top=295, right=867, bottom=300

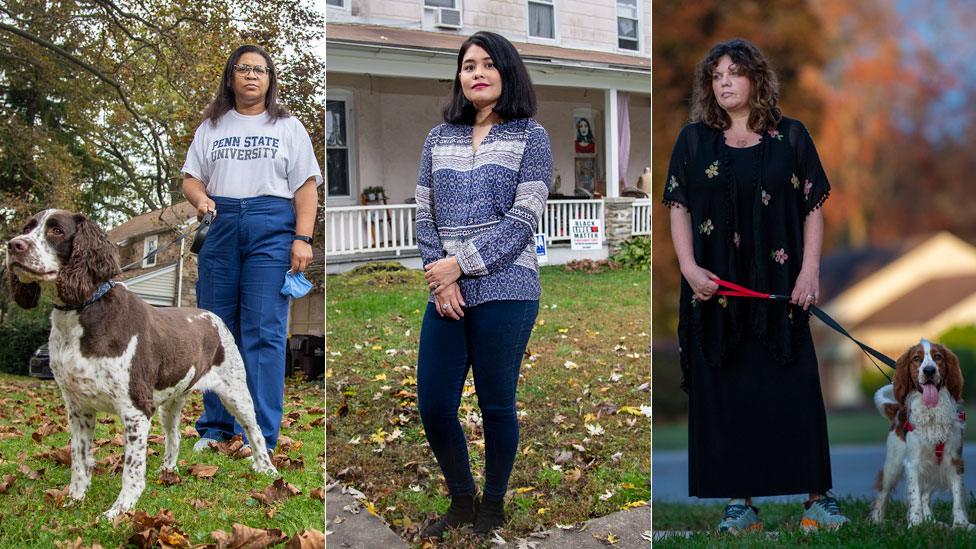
left=176, top=230, right=184, bottom=307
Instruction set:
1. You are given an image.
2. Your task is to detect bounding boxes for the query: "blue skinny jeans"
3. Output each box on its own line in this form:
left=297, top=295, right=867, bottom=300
left=417, top=299, right=539, bottom=499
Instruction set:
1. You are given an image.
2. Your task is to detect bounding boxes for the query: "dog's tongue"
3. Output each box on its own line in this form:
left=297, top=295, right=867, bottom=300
left=923, top=383, right=940, bottom=408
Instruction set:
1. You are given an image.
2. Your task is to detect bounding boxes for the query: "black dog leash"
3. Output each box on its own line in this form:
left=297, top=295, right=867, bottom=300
left=714, top=278, right=896, bottom=382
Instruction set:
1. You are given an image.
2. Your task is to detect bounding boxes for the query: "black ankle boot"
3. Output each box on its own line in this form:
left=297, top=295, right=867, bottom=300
left=421, top=494, right=478, bottom=539
left=473, top=495, right=505, bottom=535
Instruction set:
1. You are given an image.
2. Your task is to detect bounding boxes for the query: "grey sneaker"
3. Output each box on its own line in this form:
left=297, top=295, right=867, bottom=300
left=718, top=503, right=762, bottom=533
left=801, top=493, right=848, bottom=532
left=193, top=438, right=219, bottom=452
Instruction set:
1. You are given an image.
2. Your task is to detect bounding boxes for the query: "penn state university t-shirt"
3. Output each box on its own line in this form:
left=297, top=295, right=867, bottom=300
left=182, top=109, right=322, bottom=199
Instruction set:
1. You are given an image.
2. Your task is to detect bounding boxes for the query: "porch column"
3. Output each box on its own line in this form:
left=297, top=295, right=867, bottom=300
left=604, top=196, right=634, bottom=256
left=604, top=87, right=620, bottom=197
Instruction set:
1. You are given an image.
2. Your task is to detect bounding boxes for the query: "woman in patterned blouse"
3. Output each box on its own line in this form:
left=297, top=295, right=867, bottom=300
left=416, top=31, right=552, bottom=539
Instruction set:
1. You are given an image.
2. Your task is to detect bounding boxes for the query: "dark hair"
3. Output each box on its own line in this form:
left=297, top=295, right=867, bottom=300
left=443, top=31, right=536, bottom=125
left=203, top=45, right=289, bottom=125
left=691, top=38, right=781, bottom=132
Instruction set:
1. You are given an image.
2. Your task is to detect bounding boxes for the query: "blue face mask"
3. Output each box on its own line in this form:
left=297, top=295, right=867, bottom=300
left=281, top=271, right=313, bottom=299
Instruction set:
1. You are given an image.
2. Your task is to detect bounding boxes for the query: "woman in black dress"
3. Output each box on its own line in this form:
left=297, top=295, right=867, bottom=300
left=663, top=38, right=847, bottom=533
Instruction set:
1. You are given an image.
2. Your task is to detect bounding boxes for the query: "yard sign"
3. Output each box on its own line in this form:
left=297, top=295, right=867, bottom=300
left=570, top=219, right=602, bottom=250
left=535, top=233, right=548, bottom=264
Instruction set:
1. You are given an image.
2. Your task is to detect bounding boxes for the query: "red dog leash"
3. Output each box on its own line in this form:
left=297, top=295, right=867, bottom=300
left=710, top=278, right=896, bottom=382
left=713, top=278, right=790, bottom=301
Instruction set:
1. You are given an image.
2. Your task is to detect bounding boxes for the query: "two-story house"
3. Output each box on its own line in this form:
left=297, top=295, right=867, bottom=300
left=325, top=0, right=652, bottom=270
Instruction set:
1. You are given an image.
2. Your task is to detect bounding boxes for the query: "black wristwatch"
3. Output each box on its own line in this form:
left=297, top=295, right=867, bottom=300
left=294, top=234, right=313, bottom=245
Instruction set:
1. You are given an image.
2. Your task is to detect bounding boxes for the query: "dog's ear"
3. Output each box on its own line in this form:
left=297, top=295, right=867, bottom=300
left=57, top=214, right=120, bottom=306
left=892, top=346, right=913, bottom=406
left=943, top=345, right=964, bottom=402
left=7, top=269, right=40, bottom=309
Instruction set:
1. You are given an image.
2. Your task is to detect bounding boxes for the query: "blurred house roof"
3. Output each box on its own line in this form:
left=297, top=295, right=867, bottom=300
left=327, top=23, right=651, bottom=71
left=856, top=273, right=976, bottom=327
left=820, top=234, right=930, bottom=300
left=107, top=202, right=197, bottom=244
left=819, top=231, right=976, bottom=353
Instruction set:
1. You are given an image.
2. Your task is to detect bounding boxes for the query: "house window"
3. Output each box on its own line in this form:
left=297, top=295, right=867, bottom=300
left=326, top=0, right=344, bottom=7
left=424, top=0, right=458, bottom=7
left=142, top=234, right=158, bottom=268
left=528, top=0, right=555, bottom=40
left=617, top=0, right=640, bottom=51
left=326, top=93, right=357, bottom=202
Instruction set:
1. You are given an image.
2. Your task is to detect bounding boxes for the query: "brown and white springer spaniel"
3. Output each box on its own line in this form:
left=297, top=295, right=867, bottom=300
left=870, top=338, right=971, bottom=528
left=5, top=209, right=276, bottom=521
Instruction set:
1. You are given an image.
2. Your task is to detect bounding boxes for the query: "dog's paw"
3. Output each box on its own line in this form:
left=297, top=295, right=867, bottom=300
left=952, top=520, right=975, bottom=530
left=248, top=454, right=278, bottom=475
left=252, top=460, right=278, bottom=475
left=102, top=507, right=123, bottom=523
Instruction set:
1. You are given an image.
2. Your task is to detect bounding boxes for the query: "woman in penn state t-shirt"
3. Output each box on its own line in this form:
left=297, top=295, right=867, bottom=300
left=181, top=44, right=321, bottom=453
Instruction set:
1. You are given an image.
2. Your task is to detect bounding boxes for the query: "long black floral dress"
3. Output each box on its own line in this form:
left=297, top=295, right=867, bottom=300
left=663, top=117, right=832, bottom=498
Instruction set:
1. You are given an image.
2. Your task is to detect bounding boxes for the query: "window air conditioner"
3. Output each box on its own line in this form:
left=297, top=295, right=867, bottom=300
left=435, top=7, right=462, bottom=29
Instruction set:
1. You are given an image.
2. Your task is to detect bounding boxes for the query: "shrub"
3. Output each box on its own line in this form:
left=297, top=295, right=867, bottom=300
left=939, top=324, right=976, bottom=402
left=859, top=361, right=892, bottom=401
left=0, top=317, right=50, bottom=376
left=611, top=237, right=651, bottom=271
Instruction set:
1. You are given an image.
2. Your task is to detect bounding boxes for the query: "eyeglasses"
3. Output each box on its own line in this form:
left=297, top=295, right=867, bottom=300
left=233, top=64, right=271, bottom=77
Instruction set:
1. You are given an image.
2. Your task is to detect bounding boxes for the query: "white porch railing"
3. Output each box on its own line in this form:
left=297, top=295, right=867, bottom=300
left=540, top=199, right=605, bottom=243
left=631, top=198, right=652, bottom=236
left=325, top=198, right=648, bottom=257
left=326, top=204, right=418, bottom=256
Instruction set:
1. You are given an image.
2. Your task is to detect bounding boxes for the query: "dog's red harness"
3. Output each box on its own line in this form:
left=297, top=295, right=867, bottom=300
left=903, top=410, right=966, bottom=465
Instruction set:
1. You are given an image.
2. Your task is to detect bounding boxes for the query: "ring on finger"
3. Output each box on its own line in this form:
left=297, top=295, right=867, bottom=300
left=441, top=303, right=449, bottom=311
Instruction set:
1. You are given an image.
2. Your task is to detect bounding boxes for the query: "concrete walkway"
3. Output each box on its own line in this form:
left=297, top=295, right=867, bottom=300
left=533, top=506, right=651, bottom=548
left=325, top=480, right=409, bottom=548
left=326, top=478, right=650, bottom=548
left=653, top=444, right=976, bottom=504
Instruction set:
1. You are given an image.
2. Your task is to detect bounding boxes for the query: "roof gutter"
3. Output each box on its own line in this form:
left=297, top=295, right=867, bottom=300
left=327, top=39, right=651, bottom=76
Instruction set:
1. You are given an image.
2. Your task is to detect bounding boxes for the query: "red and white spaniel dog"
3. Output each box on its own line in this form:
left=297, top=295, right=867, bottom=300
left=870, top=338, right=971, bottom=528
left=5, top=209, right=276, bottom=521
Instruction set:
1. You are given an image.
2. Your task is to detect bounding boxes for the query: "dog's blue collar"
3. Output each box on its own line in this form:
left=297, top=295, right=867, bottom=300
left=54, top=280, right=116, bottom=312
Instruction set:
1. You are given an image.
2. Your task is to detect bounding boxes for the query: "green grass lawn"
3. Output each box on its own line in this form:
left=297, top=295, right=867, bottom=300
left=654, top=405, right=976, bottom=451
left=326, top=265, right=650, bottom=547
left=654, top=408, right=976, bottom=544
left=0, top=372, right=324, bottom=547
left=653, top=498, right=976, bottom=546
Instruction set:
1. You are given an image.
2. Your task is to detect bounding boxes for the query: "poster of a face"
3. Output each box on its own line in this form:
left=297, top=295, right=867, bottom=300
left=575, top=157, right=596, bottom=192
left=575, top=116, right=596, bottom=154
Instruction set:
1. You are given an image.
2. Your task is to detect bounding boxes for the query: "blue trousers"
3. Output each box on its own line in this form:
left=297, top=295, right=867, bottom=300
left=195, top=195, right=293, bottom=449
left=417, top=299, right=539, bottom=499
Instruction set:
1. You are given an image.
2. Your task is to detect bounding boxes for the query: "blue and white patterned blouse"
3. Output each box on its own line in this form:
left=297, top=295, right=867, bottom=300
left=415, top=118, right=552, bottom=306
